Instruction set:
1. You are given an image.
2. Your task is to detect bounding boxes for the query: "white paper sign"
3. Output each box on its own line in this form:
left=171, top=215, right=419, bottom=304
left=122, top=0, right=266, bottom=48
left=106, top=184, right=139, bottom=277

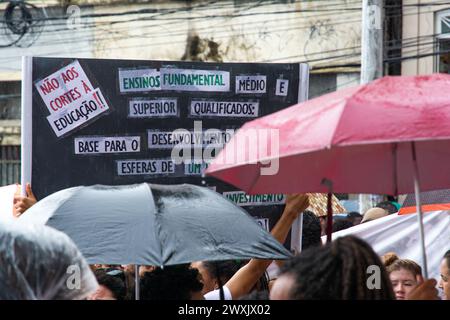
left=202, top=130, right=234, bottom=146
left=46, top=88, right=109, bottom=138
left=184, top=162, right=209, bottom=176
left=74, top=136, right=141, bottom=154
left=276, top=79, right=289, bottom=96
left=118, top=68, right=161, bottom=93
left=35, top=60, right=95, bottom=114
left=117, top=159, right=175, bottom=175
left=128, top=98, right=178, bottom=118
left=147, top=130, right=233, bottom=149
left=189, top=100, right=259, bottom=117
left=161, top=68, right=230, bottom=92
left=223, top=191, right=285, bottom=206
left=255, top=218, right=270, bottom=232
left=235, top=75, right=267, bottom=94
left=147, top=131, right=198, bottom=149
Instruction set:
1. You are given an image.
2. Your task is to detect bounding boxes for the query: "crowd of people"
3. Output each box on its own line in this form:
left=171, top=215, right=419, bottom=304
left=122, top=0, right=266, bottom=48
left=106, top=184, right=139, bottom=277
left=1, top=186, right=449, bottom=300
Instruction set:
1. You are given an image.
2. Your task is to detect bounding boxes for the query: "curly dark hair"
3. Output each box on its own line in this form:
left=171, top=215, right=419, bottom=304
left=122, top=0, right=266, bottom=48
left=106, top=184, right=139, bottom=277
left=140, top=264, right=203, bottom=300
left=280, top=236, right=395, bottom=300
left=301, top=211, right=322, bottom=250
left=376, top=201, right=398, bottom=214
left=201, top=260, right=244, bottom=285
left=94, top=269, right=126, bottom=300
left=332, top=219, right=354, bottom=232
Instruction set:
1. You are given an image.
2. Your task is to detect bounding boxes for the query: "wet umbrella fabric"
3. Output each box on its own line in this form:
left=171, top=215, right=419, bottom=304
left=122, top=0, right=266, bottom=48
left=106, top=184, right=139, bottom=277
left=20, top=183, right=291, bottom=266
left=206, top=74, right=450, bottom=278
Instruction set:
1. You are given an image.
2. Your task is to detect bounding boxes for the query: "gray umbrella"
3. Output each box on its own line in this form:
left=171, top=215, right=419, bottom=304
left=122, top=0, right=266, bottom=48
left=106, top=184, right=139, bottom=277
left=20, top=183, right=291, bottom=266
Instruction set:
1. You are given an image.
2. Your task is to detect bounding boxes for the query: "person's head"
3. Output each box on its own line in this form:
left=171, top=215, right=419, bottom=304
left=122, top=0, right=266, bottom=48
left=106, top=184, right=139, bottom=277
left=270, top=236, right=395, bottom=300
left=332, top=218, right=354, bottom=232
left=439, top=250, right=450, bottom=300
left=90, top=269, right=126, bottom=300
left=301, top=211, right=322, bottom=250
left=140, top=264, right=203, bottom=300
left=0, top=223, right=97, bottom=300
left=375, top=201, right=398, bottom=215
left=191, top=260, right=241, bottom=295
left=361, top=207, right=389, bottom=223
left=139, top=265, right=156, bottom=277
left=346, top=211, right=363, bottom=225
left=383, top=253, right=422, bottom=300
left=318, top=215, right=328, bottom=236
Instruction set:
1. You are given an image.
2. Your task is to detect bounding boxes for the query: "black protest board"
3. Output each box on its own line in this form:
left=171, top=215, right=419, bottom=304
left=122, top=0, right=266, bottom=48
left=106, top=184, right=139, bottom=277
left=23, top=57, right=308, bottom=236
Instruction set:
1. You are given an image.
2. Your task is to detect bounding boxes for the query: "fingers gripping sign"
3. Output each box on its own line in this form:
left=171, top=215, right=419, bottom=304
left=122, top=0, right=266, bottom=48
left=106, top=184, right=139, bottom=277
left=284, top=194, right=310, bottom=219
left=13, top=183, right=37, bottom=218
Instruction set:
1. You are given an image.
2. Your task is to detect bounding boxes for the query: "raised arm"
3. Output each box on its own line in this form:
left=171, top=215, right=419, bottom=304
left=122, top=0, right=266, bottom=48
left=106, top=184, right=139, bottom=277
left=225, top=194, right=309, bottom=299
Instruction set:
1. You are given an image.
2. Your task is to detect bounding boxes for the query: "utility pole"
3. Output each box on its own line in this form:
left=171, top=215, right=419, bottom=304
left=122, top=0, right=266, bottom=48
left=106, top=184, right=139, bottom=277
left=359, top=0, right=384, bottom=215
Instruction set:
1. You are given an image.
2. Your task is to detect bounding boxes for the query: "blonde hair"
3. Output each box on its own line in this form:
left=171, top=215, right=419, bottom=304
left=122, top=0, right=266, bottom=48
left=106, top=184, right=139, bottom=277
left=382, top=252, right=422, bottom=278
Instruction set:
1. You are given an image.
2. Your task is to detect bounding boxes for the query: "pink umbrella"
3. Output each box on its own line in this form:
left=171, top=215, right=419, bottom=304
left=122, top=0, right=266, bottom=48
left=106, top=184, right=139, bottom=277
left=206, top=74, right=450, bottom=278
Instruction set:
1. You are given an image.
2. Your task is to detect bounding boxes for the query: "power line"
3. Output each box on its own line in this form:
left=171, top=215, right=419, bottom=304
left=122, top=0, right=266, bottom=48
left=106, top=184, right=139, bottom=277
left=0, top=1, right=449, bottom=69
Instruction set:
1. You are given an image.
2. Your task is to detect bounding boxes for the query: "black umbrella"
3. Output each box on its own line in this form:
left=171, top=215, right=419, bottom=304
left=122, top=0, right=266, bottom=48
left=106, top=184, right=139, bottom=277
left=22, top=183, right=291, bottom=265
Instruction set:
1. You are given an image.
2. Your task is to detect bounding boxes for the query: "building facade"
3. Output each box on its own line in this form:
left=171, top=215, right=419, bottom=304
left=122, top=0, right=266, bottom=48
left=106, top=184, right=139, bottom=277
left=0, top=0, right=362, bottom=185
left=402, top=0, right=450, bottom=75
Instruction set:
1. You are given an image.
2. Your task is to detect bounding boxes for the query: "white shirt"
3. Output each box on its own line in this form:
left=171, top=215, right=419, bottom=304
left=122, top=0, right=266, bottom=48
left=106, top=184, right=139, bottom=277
left=204, top=286, right=232, bottom=300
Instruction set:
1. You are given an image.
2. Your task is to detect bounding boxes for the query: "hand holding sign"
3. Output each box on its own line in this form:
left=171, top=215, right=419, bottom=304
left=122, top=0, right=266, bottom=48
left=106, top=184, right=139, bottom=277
left=13, top=183, right=37, bottom=217
left=284, top=194, right=310, bottom=219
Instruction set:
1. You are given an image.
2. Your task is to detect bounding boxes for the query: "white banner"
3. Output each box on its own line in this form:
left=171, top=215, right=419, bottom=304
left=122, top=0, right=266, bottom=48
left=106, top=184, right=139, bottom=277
left=330, top=211, right=450, bottom=283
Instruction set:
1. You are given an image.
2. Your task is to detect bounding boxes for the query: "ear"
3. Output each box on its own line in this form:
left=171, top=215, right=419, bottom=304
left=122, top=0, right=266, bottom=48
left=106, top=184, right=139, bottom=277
left=416, top=274, right=424, bottom=284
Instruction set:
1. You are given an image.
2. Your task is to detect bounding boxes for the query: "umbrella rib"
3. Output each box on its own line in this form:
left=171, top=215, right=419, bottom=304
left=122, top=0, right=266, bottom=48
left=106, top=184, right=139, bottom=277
left=246, top=163, right=263, bottom=194
left=145, top=183, right=164, bottom=267
left=392, top=143, right=398, bottom=196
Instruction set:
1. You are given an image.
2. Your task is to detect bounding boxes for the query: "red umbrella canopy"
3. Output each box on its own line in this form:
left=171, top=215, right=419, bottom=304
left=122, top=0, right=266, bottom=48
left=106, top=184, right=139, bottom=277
left=206, top=74, right=450, bottom=195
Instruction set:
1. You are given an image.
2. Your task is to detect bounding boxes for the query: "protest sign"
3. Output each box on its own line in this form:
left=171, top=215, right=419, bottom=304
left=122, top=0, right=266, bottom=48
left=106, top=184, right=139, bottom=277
left=22, top=57, right=309, bottom=236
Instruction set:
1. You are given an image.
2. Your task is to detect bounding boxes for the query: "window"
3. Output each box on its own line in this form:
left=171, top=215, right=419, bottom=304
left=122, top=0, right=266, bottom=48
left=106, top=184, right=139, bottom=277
left=436, top=10, right=450, bottom=73
left=0, top=145, right=20, bottom=185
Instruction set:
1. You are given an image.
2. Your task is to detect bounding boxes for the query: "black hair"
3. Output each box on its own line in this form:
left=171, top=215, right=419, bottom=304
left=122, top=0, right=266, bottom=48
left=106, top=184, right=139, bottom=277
left=94, top=269, right=126, bottom=300
left=332, top=219, right=354, bottom=232
left=239, top=289, right=270, bottom=300
left=201, top=260, right=243, bottom=284
left=375, top=201, right=398, bottom=214
left=140, top=264, right=203, bottom=300
left=279, top=236, right=395, bottom=300
left=347, top=211, right=362, bottom=219
left=301, top=210, right=322, bottom=250
left=444, top=250, right=450, bottom=269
